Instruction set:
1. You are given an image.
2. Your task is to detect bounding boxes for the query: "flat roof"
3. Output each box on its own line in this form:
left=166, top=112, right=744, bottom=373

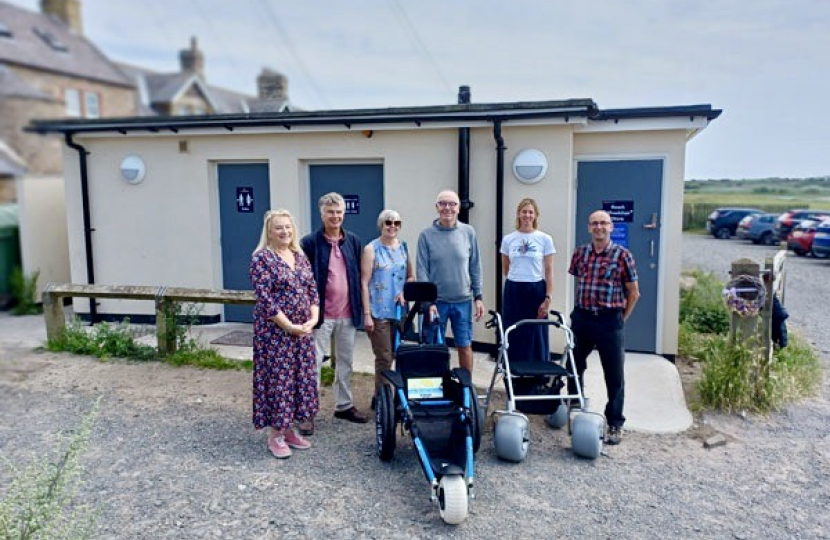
left=27, top=99, right=721, bottom=135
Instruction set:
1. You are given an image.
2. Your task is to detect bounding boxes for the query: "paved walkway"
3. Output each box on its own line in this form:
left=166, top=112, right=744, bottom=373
left=2, top=313, right=692, bottom=434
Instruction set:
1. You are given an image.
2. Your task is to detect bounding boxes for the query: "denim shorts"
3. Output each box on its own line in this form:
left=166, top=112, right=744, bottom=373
left=435, top=300, right=473, bottom=347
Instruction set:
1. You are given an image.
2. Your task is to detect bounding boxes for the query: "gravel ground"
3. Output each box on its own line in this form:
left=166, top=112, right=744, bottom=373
left=1, top=234, right=828, bottom=539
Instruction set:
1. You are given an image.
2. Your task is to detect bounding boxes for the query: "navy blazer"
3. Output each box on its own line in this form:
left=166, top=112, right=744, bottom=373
left=301, top=228, right=364, bottom=328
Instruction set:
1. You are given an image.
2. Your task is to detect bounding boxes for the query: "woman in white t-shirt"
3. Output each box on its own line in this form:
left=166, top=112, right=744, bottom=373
left=499, top=198, right=555, bottom=362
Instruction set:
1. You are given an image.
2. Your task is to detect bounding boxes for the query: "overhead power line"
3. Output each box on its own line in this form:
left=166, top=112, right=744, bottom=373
left=386, top=0, right=453, bottom=96
left=257, top=0, right=331, bottom=109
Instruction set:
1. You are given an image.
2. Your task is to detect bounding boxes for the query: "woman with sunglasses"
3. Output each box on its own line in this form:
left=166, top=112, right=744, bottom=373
left=360, top=209, right=415, bottom=402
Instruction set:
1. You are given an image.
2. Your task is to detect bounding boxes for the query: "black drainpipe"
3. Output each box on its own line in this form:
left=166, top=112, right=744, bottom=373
left=493, top=120, right=506, bottom=315
left=64, top=132, right=98, bottom=322
left=457, top=85, right=472, bottom=223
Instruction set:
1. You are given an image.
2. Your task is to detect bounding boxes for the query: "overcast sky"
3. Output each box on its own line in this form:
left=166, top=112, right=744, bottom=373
left=8, top=0, right=830, bottom=179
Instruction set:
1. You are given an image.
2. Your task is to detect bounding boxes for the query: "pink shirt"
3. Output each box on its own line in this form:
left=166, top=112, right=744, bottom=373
left=324, top=235, right=351, bottom=319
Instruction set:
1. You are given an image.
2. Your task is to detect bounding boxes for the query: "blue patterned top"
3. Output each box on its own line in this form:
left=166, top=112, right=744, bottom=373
left=368, top=239, right=408, bottom=319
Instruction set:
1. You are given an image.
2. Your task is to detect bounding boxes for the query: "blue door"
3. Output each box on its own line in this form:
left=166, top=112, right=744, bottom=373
left=218, top=163, right=270, bottom=323
left=308, top=164, right=384, bottom=245
left=575, top=159, right=662, bottom=353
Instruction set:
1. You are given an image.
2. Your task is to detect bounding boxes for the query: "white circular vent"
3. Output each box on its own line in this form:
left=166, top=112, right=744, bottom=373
left=512, top=149, right=548, bottom=185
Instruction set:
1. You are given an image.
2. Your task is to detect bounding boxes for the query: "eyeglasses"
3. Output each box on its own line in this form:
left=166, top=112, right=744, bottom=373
left=384, top=220, right=402, bottom=227
left=589, top=220, right=612, bottom=226
left=437, top=201, right=458, bottom=208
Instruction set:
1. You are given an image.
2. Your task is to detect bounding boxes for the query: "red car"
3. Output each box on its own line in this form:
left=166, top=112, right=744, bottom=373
left=775, top=209, right=830, bottom=240
left=786, top=219, right=828, bottom=257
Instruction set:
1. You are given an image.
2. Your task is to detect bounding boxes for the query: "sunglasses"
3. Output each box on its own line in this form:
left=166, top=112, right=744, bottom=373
left=384, top=220, right=402, bottom=227
left=589, top=221, right=612, bottom=226
left=437, top=201, right=458, bottom=208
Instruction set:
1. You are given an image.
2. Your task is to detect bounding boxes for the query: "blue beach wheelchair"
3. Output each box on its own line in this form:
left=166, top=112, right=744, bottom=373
left=375, top=282, right=482, bottom=525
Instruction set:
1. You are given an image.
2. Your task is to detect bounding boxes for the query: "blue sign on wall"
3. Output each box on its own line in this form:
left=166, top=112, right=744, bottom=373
left=236, top=187, right=254, bottom=213
left=603, top=200, right=634, bottom=223
left=610, top=222, right=629, bottom=248
left=344, top=194, right=360, bottom=214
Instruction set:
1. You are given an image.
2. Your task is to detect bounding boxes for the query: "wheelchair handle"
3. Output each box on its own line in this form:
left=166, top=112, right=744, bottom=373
left=485, top=310, right=499, bottom=329
left=549, top=310, right=565, bottom=327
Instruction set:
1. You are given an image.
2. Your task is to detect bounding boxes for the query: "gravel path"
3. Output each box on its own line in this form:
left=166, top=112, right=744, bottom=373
left=1, top=234, right=828, bottom=539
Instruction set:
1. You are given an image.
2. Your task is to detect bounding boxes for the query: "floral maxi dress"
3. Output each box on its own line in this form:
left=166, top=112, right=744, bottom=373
left=250, top=248, right=320, bottom=431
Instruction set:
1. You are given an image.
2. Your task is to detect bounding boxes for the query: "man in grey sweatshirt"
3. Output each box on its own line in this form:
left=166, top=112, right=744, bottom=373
left=416, top=190, right=484, bottom=372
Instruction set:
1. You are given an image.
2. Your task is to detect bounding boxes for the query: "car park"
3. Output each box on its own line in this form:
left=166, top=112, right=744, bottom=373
left=706, top=207, right=764, bottom=239
left=812, top=220, right=830, bottom=258
left=774, top=209, right=830, bottom=240
left=786, top=219, right=827, bottom=257
left=742, top=213, right=779, bottom=245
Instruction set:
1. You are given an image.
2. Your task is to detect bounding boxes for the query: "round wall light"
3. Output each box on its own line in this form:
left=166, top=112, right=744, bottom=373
left=120, top=155, right=146, bottom=185
left=512, top=148, right=548, bottom=185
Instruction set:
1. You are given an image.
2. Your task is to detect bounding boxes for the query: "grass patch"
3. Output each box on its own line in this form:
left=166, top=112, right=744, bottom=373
left=678, top=269, right=822, bottom=412
left=9, top=268, right=42, bottom=316
left=47, top=315, right=251, bottom=372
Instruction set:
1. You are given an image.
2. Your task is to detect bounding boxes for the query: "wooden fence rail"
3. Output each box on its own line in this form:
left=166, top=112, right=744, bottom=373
left=42, top=282, right=255, bottom=354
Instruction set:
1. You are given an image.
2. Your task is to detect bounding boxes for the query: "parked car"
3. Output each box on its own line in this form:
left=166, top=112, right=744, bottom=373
left=741, top=213, right=779, bottom=245
left=812, top=220, right=830, bottom=258
left=706, top=207, right=764, bottom=239
left=786, top=219, right=827, bottom=257
left=736, top=214, right=755, bottom=239
left=774, top=209, right=830, bottom=240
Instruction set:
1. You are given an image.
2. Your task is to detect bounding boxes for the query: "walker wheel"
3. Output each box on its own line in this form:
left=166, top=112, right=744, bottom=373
left=438, top=475, right=468, bottom=525
left=544, top=402, right=568, bottom=429
left=494, top=414, right=529, bottom=463
left=571, top=413, right=604, bottom=459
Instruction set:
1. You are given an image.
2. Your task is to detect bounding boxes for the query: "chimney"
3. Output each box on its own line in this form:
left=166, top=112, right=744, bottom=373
left=179, top=37, right=205, bottom=78
left=257, top=68, right=288, bottom=100
left=40, top=0, right=83, bottom=34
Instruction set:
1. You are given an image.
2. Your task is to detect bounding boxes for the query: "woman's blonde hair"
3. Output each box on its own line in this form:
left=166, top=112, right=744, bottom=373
left=514, top=198, right=540, bottom=230
left=254, top=209, right=300, bottom=254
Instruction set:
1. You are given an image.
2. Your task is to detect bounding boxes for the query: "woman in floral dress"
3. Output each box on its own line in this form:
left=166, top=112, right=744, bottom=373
left=250, top=209, right=319, bottom=459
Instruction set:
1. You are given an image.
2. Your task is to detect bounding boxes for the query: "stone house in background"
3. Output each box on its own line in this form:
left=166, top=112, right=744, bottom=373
left=117, top=37, right=292, bottom=116
left=0, top=0, right=137, bottom=299
left=0, top=0, right=292, bottom=297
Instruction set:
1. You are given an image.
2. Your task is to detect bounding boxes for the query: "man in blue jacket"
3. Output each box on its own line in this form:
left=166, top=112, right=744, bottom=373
left=301, top=192, right=368, bottom=435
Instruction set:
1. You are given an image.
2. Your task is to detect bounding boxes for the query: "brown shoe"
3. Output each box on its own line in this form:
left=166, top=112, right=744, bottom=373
left=298, top=420, right=315, bottom=436
left=333, top=406, right=369, bottom=424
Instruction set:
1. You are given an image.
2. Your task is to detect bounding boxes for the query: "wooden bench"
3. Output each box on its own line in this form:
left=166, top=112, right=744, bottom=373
left=42, top=282, right=255, bottom=354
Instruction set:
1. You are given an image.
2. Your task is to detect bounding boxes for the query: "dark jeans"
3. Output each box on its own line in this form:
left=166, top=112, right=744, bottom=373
left=502, top=279, right=550, bottom=362
left=568, top=308, right=626, bottom=428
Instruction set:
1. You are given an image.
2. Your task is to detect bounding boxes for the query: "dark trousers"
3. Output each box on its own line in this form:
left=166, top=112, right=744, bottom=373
left=568, top=308, right=626, bottom=428
left=502, top=279, right=550, bottom=362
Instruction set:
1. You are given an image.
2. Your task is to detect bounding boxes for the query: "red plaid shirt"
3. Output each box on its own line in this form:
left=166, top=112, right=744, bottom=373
left=568, top=242, right=637, bottom=310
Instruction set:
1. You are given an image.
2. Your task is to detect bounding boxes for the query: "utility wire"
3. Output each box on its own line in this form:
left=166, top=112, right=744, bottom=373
left=257, top=0, right=331, bottom=109
left=386, top=0, right=452, bottom=96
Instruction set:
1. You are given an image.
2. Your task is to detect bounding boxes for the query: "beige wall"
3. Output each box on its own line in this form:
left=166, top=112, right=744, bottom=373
left=63, top=122, right=691, bottom=353
left=15, top=173, right=71, bottom=297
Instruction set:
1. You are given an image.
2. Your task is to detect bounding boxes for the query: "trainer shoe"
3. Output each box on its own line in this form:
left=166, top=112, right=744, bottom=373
left=268, top=434, right=292, bottom=459
left=284, top=429, right=311, bottom=450
left=298, top=420, right=314, bottom=436
left=606, top=426, right=622, bottom=445
left=333, top=406, right=369, bottom=423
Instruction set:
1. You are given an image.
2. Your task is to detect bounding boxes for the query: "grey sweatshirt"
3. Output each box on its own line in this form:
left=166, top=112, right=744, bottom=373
left=416, top=219, right=482, bottom=303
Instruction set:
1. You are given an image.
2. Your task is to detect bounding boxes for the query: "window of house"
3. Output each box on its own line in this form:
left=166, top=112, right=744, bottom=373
left=64, top=88, right=81, bottom=117
left=84, top=91, right=100, bottom=118
left=34, top=27, right=68, bottom=52
left=0, top=22, right=13, bottom=38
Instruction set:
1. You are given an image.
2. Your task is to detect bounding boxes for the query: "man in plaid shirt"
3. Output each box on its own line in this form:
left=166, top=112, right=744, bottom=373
left=567, top=210, right=640, bottom=445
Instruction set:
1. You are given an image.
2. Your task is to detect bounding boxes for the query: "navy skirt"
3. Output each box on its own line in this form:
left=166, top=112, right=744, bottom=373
left=502, top=279, right=549, bottom=362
